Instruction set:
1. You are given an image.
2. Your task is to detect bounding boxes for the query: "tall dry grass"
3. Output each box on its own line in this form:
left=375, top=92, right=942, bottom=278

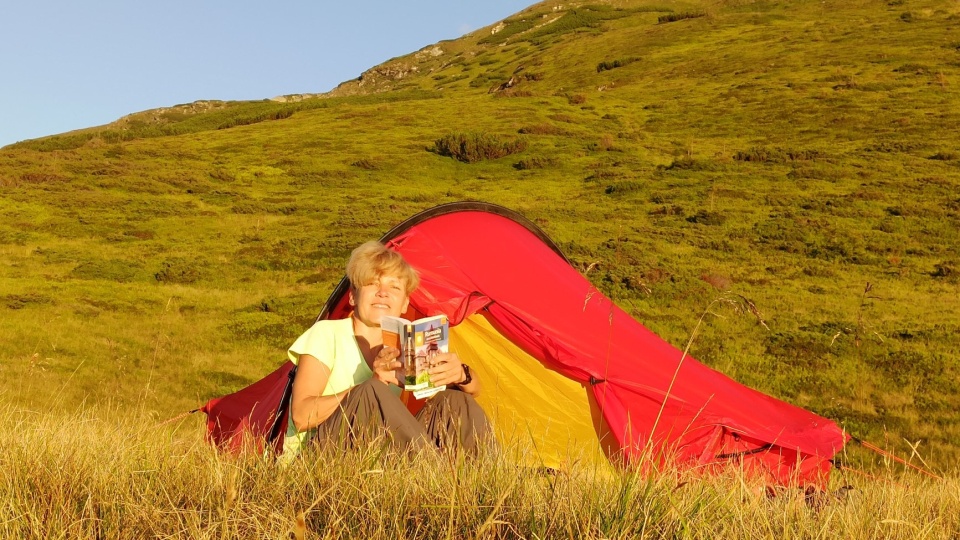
left=2, top=404, right=958, bottom=539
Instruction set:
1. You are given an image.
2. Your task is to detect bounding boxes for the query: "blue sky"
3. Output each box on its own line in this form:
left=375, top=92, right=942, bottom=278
left=0, top=1, right=534, bottom=147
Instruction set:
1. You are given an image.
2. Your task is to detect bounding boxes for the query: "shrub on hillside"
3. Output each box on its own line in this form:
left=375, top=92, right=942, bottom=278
left=932, top=261, right=958, bottom=281
left=734, top=147, right=826, bottom=163
left=587, top=133, right=618, bottom=151
left=763, top=332, right=831, bottom=368
left=604, top=180, right=643, bottom=194
left=155, top=259, right=203, bottom=284
left=494, top=88, right=534, bottom=98
left=469, top=75, right=493, bottom=88
left=894, top=63, right=929, bottom=74
left=597, top=57, right=638, bottom=73
left=658, top=11, right=705, bottom=23
left=514, top=156, right=557, bottom=170
left=3, top=293, right=52, bottom=310
left=866, top=141, right=920, bottom=153
left=701, top=272, right=732, bottom=290
left=0, top=228, right=29, bottom=245
left=686, top=210, right=726, bottom=226
left=478, top=17, right=538, bottom=45
left=216, top=107, right=296, bottom=130
left=525, top=6, right=632, bottom=43
left=431, top=133, right=527, bottom=163
left=351, top=158, right=381, bottom=170
left=518, top=124, right=568, bottom=136
left=70, top=260, right=141, bottom=283
left=225, top=311, right=292, bottom=347
left=548, top=113, right=577, bottom=123
left=664, top=156, right=718, bottom=171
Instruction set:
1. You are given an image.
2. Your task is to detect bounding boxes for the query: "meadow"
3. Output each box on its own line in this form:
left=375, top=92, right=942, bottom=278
left=2, top=406, right=958, bottom=539
left=1, top=0, right=959, bottom=530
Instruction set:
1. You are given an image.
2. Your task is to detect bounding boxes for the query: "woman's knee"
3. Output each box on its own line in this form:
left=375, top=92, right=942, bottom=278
left=353, top=377, right=394, bottom=398
left=432, top=388, right=474, bottom=408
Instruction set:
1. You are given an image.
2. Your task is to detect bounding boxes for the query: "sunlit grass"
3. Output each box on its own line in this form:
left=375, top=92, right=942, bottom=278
left=1, top=404, right=957, bottom=539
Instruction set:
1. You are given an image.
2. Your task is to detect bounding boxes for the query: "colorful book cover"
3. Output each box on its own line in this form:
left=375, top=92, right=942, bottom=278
left=380, top=314, right=448, bottom=399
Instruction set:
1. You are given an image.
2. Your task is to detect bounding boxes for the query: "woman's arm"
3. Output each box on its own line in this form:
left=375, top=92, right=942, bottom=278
left=428, top=352, right=481, bottom=397
left=290, top=354, right=348, bottom=432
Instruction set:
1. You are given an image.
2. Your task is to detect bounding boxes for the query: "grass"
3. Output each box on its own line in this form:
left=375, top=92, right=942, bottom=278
left=0, top=0, right=958, bottom=495
left=2, top=404, right=958, bottom=539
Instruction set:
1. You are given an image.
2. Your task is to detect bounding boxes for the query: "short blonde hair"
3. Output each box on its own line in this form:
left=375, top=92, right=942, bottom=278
left=346, top=241, right=419, bottom=295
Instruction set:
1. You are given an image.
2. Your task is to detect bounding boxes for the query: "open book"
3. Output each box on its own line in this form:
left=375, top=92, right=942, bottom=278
left=380, top=314, right=448, bottom=400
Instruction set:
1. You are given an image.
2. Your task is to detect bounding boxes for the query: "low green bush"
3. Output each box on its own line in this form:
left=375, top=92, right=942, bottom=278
left=477, top=17, right=539, bottom=45
left=468, top=77, right=488, bottom=88
left=734, top=147, right=827, bottom=163
left=69, top=260, right=141, bottom=283
left=894, top=63, right=929, bottom=74
left=597, top=57, right=639, bottom=73
left=604, top=180, right=643, bottom=194
left=526, top=6, right=632, bottom=43
left=658, top=11, right=706, bottom=23
left=518, top=123, right=568, bottom=136
left=933, top=261, right=958, bottom=280
left=514, top=156, right=557, bottom=170
left=664, top=156, right=718, bottom=171
left=351, top=158, right=381, bottom=170
left=431, top=132, right=527, bottom=163
left=155, top=258, right=204, bottom=284
left=3, top=293, right=52, bottom=310
left=686, top=210, right=726, bottom=226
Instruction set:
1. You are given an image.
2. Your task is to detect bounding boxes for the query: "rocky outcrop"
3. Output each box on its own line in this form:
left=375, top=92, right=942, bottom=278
left=415, top=46, right=444, bottom=60
left=113, top=100, right=228, bottom=127
left=270, top=94, right=323, bottom=103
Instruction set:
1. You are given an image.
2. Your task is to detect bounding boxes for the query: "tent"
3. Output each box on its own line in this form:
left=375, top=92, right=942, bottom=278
left=202, top=202, right=847, bottom=487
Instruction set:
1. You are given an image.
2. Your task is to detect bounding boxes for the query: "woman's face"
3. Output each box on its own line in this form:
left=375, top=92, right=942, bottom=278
left=349, top=273, right=410, bottom=328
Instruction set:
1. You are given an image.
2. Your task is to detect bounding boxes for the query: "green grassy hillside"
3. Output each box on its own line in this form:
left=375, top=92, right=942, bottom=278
left=1, top=0, right=958, bottom=469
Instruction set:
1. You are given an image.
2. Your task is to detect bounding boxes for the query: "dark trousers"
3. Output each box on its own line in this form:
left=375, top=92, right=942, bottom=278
left=313, top=379, right=491, bottom=453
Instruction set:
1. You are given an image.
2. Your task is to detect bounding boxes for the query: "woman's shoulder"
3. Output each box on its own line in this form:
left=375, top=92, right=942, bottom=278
left=302, top=317, right=353, bottom=338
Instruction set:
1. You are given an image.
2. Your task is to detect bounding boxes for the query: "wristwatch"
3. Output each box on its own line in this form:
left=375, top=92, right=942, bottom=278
left=459, top=363, right=473, bottom=386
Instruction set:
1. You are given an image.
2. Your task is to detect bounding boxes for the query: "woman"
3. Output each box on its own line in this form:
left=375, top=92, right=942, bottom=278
left=282, top=241, right=489, bottom=458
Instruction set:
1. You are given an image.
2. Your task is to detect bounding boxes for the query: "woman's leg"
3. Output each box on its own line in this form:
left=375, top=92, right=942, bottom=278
left=416, top=389, right=492, bottom=453
left=313, top=379, right=430, bottom=450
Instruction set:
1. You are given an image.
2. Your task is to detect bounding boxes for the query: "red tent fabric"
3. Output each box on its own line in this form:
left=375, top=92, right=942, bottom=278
left=200, top=361, right=296, bottom=454
left=202, top=202, right=847, bottom=486
left=318, top=203, right=848, bottom=486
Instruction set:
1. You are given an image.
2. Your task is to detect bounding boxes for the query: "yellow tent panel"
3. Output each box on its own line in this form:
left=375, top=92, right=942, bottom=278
left=451, top=313, right=611, bottom=469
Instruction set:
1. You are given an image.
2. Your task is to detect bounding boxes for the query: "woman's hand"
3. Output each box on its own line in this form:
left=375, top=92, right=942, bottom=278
left=427, top=352, right=467, bottom=388
left=372, top=346, right=402, bottom=386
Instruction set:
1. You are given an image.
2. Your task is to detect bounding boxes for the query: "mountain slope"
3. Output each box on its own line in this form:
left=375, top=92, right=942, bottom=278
left=1, top=0, right=958, bottom=467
